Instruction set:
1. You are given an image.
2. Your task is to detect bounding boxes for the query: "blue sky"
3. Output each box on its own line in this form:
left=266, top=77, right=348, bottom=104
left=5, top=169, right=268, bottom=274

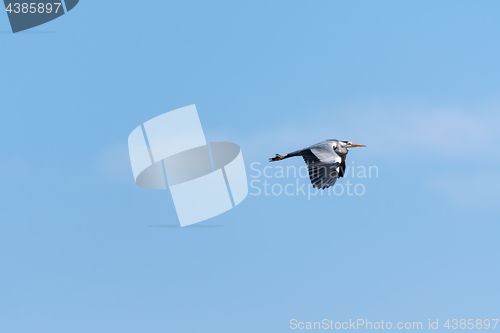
left=1, top=1, right=499, bottom=332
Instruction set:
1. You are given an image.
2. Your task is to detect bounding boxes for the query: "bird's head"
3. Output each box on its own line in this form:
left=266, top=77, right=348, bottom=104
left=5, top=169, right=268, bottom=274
left=341, top=140, right=366, bottom=148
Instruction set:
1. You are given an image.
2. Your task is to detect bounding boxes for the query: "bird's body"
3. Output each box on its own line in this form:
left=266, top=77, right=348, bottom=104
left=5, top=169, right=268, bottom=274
left=269, top=139, right=365, bottom=189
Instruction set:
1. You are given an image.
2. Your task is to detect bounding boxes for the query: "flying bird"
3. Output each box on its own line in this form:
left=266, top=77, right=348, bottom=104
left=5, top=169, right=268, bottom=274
left=269, top=140, right=366, bottom=189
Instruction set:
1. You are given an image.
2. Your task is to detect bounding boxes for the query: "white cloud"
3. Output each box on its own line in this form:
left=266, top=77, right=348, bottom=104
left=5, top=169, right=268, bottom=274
left=231, top=100, right=500, bottom=208
left=237, top=100, right=500, bottom=161
left=427, top=173, right=500, bottom=207
left=90, top=142, right=132, bottom=182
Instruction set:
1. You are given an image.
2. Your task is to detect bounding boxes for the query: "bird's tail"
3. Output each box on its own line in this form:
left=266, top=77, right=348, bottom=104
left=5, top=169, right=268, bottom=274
left=269, top=154, right=286, bottom=162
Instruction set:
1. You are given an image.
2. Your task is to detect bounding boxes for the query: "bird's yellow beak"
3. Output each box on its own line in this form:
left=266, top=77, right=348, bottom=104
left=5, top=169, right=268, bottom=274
left=348, top=143, right=366, bottom=147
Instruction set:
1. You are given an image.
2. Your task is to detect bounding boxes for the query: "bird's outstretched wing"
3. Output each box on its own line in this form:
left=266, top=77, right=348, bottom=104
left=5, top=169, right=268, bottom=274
left=301, top=142, right=342, bottom=189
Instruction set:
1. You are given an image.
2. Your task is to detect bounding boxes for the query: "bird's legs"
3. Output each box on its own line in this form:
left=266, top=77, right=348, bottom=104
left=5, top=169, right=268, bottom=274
left=269, top=152, right=300, bottom=162
left=269, top=154, right=286, bottom=162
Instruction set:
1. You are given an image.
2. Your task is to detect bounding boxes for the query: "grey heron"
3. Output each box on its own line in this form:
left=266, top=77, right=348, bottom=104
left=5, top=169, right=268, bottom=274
left=269, top=140, right=366, bottom=189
